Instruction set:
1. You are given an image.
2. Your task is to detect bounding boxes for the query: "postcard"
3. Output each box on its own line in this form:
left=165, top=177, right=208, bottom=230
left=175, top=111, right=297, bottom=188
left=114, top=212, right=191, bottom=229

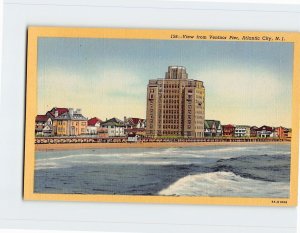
left=24, top=27, right=299, bottom=206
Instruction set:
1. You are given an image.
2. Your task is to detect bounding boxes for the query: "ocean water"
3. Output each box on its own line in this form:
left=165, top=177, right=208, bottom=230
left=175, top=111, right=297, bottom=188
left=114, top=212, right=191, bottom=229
left=34, top=144, right=291, bottom=198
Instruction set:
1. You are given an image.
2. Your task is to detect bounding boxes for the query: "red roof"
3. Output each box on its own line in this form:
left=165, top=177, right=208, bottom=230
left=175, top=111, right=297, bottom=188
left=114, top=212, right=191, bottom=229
left=275, top=126, right=287, bottom=130
left=222, top=124, right=235, bottom=129
left=88, top=117, right=102, bottom=126
left=257, top=125, right=273, bottom=131
left=130, top=118, right=141, bottom=125
left=48, top=107, right=69, bottom=117
left=127, top=117, right=145, bottom=125
left=36, top=115, right=48, bottom=122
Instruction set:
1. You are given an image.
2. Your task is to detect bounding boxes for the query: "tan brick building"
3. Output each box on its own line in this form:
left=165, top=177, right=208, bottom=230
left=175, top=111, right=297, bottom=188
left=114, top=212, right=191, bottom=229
left=146, top=66, right=205, bottom=138
left=46, top=107, right=88, bottom=136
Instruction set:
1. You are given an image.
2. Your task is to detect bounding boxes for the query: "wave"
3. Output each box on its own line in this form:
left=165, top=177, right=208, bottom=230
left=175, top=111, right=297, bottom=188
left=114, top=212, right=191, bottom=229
left=35, top=158, right=199, bottom=168
left=35, top=146, right=245, bottom=163
left=34, top=144, right=291, bottom=196
left=35, top=149, right=291, bottom=176
left=35, top=162, right=71, bottom=170
left=158, top=171, right=289, bottom=198
left=211, top=154, right=290, bottom=182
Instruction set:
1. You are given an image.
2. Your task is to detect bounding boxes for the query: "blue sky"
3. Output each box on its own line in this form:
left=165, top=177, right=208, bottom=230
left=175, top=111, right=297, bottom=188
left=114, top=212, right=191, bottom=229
left=38, top=38, right=293, bottom=127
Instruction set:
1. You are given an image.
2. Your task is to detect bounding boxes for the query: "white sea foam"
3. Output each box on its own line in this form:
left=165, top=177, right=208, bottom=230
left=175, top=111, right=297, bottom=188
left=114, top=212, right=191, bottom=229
left=35, top=145, right=290, bottom=170
left=35, top=146, right=249, bottom=163
left=35, top=161, right=70, bottom=170
left=70, top=160, right=196, bottom=166
left=173, top=146, right=247, bottom=155
left=272, top=151, right=291, bottom=155
left=36, top=154, right=85, bottom=162
left=34, top=152, right=191, bottom=167
left=159, top=171, right=289, bottom=198
left=36, top=152, right=152, bottom=162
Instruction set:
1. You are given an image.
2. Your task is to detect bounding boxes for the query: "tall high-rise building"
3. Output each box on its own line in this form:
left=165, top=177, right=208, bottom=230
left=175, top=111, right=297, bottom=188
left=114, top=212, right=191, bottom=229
left=146, top=66, right=205, bottom=138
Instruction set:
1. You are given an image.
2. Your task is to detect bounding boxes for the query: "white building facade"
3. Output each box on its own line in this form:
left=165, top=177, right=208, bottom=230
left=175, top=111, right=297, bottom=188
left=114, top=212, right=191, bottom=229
left=101, top=118, right=126, bottom=137
left=234, top=125, right=251, bottom=137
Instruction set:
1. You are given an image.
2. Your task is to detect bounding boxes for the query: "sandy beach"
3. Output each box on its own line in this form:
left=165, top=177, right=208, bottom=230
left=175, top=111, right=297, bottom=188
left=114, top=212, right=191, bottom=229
left=35, top=141, right=290, bottom=151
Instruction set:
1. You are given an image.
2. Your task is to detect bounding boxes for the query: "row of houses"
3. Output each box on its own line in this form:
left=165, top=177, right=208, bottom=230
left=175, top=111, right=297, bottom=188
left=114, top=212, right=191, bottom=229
left=36, top=108, right=291, bottom=140
left=204, top=119, right=292, bottom=140
left=35, top=107, right=146, bottom=137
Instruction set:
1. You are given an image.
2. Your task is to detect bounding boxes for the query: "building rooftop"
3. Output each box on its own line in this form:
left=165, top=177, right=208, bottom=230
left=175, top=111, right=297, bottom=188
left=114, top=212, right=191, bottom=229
left=257, top=125, right=273, bottom=131
left=88, top=117, right=102, bottom=126
left=165, top=65, right=188, bottom=80
left=204, top=120, right=221, bottom=129
left=101, top=117, right=125, bottom=127
left=46, top=107, right=87, bottom=121
left=36, top=115, right=48, bottom=122
left=47, top=107, right=68, bottom=118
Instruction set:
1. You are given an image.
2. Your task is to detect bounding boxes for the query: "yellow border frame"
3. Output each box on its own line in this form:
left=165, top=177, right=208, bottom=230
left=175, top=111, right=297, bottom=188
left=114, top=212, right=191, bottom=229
left=24, top=27, right=300, bottom=206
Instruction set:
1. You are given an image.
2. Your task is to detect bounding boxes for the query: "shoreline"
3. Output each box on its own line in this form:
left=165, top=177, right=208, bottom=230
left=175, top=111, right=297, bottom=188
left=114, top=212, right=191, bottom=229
left=35, top=141, right=291, bottom=151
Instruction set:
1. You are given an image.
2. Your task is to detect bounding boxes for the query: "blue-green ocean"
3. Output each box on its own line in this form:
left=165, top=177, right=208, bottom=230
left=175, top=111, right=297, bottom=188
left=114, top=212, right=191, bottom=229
left=34, top=144, right=290, bottom=198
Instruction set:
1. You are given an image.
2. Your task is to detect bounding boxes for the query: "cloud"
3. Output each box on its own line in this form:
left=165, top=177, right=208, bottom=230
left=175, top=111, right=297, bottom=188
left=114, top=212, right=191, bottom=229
left=94, top=69, right=145, bottom=98
left=38, top=63, right=292, bottom=127
left=38, top=67, right=147, bottom=120
left=195, top=66, right=292, bottom=126
left=199, top=67, right=284, bottom=103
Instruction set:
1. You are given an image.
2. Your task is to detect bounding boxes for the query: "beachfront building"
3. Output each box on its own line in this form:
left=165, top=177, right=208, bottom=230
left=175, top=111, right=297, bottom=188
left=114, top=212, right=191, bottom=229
left=124, top=117, right=146, bottom=137
left=256, top=125, right=274, bottom=138
left=35, top=115, right=53, bottom=136
left=275, top=126, right=286, bottom=139
left=250, top=126, right=258, bottom=137
left=97, top=127, right=109, bottom=138
left=87, top=117, right=102, bottom=135
left=46, top=107, right=88, bottom=136
left=146, top=66, right=205, bottom=138
left=286, top=129, right=292, bottom=141
left=204, top=120, right=222, bottom=137
left=277, top=126, right=287, bottom=139
left=127, top=132, right=139, bottom=142
left=125, top=128, right=146, bottom=138
left=124, top=117, right=146, bottom=129
left=274, top=126, right=292, bottom=140
left=234, top=125, right=251, bottom=137
left=222, top=124, right=235, bottom=137
left=101, top=117, right=125, bottom=137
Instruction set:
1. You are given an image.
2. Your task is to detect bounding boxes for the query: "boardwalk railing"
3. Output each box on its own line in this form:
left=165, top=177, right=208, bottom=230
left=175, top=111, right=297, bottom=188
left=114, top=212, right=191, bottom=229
left=35, top=136, right=285, bottom=144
